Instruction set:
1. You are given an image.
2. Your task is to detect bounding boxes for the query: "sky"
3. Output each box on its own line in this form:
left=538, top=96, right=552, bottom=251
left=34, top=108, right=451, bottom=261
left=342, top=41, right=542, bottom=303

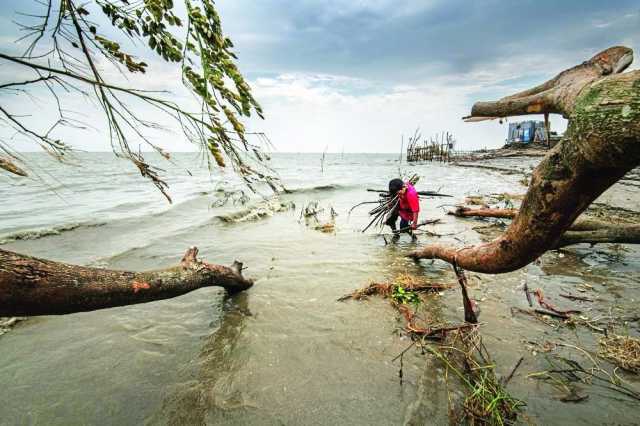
left=1, top=0, right=639, bottom=153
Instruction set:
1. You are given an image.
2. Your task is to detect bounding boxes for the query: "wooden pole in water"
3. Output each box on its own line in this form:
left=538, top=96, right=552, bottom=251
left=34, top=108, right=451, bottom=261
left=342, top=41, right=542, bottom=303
left=544, top=112, right=551, bottom=149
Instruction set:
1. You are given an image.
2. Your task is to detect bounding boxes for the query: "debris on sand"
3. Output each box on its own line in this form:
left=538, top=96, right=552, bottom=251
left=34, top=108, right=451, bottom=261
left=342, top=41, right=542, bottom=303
left=599, top=334, right=640, bottom=374
left=342, top=272, right=525, bottom=424
left=300, top=201, right=338, bottom=233
left=337, top=273, right=452, bottom=301
left=427, top=327, right=525, bottom=425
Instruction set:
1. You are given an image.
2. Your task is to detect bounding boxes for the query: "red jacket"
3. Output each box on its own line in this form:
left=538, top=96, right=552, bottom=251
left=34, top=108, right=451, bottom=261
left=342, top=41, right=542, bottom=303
left=398, top=183, right=420, bottom=221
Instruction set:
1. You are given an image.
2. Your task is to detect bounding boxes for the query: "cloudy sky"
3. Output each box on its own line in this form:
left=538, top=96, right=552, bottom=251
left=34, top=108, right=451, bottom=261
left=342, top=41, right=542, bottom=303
left=1, top=0, right=639, bottom=153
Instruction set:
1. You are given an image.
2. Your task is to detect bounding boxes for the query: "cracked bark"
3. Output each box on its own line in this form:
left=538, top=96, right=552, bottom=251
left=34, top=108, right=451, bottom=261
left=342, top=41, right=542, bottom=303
left=410, top=46, right=640, bottom=273
left=0, top=247, right=253, bottom=316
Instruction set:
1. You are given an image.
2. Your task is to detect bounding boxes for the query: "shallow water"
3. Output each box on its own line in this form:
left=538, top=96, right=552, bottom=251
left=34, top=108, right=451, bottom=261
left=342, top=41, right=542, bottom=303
left=1, top=153, right=639, bottom=425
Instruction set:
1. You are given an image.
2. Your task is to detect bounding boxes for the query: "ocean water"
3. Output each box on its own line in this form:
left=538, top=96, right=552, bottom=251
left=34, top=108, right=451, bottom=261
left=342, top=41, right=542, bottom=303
left=1, top=153, right=639, bottom=425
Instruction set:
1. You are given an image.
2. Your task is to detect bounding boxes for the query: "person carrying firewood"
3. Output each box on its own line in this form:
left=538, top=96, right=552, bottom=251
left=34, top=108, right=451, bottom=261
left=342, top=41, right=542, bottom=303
left=385, top=178, right=420, bottom=240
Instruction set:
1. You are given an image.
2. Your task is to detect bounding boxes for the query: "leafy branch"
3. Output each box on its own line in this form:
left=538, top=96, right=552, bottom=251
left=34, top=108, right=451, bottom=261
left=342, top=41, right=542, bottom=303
left=0, top=0, right=281, bottom=200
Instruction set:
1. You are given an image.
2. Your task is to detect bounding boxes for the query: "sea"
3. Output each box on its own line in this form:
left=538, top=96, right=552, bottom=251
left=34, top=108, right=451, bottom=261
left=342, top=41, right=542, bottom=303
left=1, top=152, right=639, bottom=425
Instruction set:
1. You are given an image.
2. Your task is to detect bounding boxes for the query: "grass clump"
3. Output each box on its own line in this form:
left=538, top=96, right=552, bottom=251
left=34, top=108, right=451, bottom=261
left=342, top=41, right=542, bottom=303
left=428, top=328, right=525, bottom=425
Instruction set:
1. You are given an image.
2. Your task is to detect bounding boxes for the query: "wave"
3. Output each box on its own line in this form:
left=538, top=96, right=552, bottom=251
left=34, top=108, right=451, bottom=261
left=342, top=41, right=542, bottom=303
left=215, top=198, right=295, bottom=223
left=0, top=221, right=107, bottom=245
left=285, top=183, right=356, bottom=194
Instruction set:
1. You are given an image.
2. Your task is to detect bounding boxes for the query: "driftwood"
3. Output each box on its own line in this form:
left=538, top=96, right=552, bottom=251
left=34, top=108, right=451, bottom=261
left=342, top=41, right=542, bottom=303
left=449, top=206, right=619, bottom=230
left=366, top=188, right=453, bottom=197
left=449, top=206, right=640, bottom=247
left=410, top=46, right=640, bottom=273
left=0, top=247, right=253, bottom=316
left=557, top=226, right=640, bottom=248
left=449, top=206, right=518, bottom=219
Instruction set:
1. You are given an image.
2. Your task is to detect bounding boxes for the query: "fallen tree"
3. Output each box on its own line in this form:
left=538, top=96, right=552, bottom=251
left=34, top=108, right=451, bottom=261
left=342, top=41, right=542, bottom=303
left=448, top=206, right=640, bottom=247
left=557, top=226, right=640, bottom=248
left=0, top=247, right=253, bottom=316
left=410, top=46, right=640, bottom=273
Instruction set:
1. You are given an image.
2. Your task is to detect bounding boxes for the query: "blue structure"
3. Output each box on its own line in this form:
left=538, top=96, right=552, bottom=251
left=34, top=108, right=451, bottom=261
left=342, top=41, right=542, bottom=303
left=507, top=120, right=547, bottom=144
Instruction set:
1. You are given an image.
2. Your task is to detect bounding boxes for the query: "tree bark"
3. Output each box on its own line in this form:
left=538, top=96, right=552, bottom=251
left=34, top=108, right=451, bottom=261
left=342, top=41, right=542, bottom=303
left=466, top=46, right=634, bottom=120
left=556, top=226, right=640, bottom=248
left=448, top=206, right=627, bottom=232
left=448, top=206, right=518, bottom=219
left=411, top=46, right=640, bottom=273
left=0, top=247, right=253, bottom=316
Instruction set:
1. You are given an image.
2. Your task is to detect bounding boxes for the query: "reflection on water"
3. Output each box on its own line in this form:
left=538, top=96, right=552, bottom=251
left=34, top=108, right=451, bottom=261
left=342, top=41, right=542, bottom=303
left=155, top=293, right=252, bottom=425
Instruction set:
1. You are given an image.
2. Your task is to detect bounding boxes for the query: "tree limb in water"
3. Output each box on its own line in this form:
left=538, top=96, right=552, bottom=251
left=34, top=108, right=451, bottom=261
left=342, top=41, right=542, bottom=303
left=556, top=226, right=640, bottom=248
left=411, top=46, right=640, bottom=273
left=0, top=247, right=253, bottom=316
left=448, top=206, right=518, bottom=219
left=448, top=206, right=640, bottom=247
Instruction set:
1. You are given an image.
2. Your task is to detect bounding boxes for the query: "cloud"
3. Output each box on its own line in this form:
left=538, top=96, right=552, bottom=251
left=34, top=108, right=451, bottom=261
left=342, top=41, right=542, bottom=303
left=245, top=65, right=569, bottom=153
left=218, top=0, right=640, bottom=81
left=0, top=0, right=637, bottom=153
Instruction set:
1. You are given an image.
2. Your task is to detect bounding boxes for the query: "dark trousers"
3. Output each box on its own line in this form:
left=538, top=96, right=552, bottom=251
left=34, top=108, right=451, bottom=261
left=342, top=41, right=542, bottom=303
left=385, top=207, right=410, bottom=232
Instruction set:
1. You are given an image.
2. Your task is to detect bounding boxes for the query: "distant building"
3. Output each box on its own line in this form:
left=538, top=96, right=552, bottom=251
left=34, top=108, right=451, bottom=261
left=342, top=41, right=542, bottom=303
left=507, top=120, right=548, bottom=144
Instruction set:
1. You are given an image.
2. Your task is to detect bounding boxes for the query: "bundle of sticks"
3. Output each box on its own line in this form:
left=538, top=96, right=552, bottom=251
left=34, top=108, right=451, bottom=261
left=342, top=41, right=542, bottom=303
left=360, top=174, right=420, bottom=233
left=365, top=188, right=453, bottom=197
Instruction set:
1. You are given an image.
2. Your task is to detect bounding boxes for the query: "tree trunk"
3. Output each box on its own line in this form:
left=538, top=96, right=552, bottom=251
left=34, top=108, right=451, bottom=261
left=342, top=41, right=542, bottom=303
left=0, top=247, right=253, bottom=316
left=449, top=206, right=640, bottom=247
left=448, top=206, right=627, bottom=232
left=411, top=47, right=640, bottom=273
left=556, top=226, right=640, bottom=248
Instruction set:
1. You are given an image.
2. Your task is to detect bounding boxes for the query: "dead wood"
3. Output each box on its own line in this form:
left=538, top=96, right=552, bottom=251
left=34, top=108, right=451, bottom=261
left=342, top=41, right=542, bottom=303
left=449, top=206, right=518, bottom=219
left=449, top=206, right=640, bottom=247
left=452, top=262, right=479, bottom=323
left=338, top=274, right=470, bottom=340
left=556, top=226, right=640, bottom=248
left=512, top=307, right=570, bottom=321
left=559, top=293, right=594, bottom=303
left=410, top=46, right=640, bottom=273
left=397, top=302, right=474, bottom=339
left=337, top=276, right=452, bottom=302
left=451, top=163, right=526, bottom=175
left=449, top=207, right=618, bottom=230
left=0, top=247, right=253, bottom=316
left=533, top=289, right=582, bottom=316
left=502, top=356, right=525, bottom=386
left=524, top=281, right=533, bottom=307
left=366, top=188, right=453, bottom=197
